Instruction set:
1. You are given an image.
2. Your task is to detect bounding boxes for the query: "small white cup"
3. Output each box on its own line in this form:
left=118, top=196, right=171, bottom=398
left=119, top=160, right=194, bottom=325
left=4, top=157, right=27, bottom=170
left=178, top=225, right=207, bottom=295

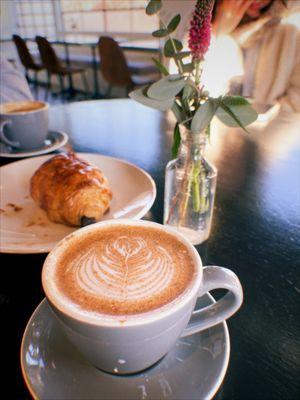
left=42, top=219, right=243, bottom=374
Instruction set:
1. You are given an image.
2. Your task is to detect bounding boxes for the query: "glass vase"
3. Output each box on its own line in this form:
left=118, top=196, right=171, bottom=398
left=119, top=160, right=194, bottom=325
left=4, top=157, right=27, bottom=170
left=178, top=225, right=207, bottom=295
left=163, top=127, right=217, bottom=245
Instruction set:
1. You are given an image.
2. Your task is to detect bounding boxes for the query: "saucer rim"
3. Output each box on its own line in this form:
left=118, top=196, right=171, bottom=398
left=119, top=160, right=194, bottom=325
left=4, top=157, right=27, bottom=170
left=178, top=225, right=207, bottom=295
left=20, top=295, right=230, bottom=400
left=0, top=130, right=68, bottom=158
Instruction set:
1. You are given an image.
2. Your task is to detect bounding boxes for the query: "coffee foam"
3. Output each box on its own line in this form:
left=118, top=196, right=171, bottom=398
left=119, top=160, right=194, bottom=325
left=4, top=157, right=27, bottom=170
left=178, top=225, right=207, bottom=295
left=0, top=101, right=46, bottom=114
left=45, top=225, right=197, bottom=318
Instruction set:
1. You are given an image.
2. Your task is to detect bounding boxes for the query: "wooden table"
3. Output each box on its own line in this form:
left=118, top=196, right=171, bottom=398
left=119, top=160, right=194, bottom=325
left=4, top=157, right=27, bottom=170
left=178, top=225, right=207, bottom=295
left=1, top=100, right=299, bottom=399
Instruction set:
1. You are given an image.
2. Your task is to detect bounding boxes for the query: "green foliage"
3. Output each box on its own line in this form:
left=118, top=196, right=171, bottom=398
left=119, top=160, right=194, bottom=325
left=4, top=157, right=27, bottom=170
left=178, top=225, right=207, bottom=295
left=182, top=63, right=194, bottom=73
left=151, top=58, right=169, bottom=76
left=191, top=99, right=215, bottom=133
left=152, top=28, right=169, bottom=38
left=146, top=0, right=162, bottom=15
left=172, top=123, right=181, bottom=158
left=182, top=84, right=196, bottom=101
left=173, top=51, right=192, bottom=60
left=147, top=74, right=185, bottom=101
left=164, top=39, right=183, bottom=57
left=172, top=102, right=185, bottom=122
left=215, top=96, right=258, bottom=131
left=222, top=95, right=251, bottom=107
left=129, top=86, right=174, bottom=111
left=167, top=15, right=181, bottom=33
left=129, top=2, right=259, bottom=148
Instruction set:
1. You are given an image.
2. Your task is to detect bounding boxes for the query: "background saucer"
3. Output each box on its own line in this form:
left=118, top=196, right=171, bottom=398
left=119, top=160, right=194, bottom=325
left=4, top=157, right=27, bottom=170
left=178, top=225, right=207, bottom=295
left=0, top=130, right=68, bottom=158
left=21, top=294, right=230, bottom=400
left=0, top=153, right=156, bottom=253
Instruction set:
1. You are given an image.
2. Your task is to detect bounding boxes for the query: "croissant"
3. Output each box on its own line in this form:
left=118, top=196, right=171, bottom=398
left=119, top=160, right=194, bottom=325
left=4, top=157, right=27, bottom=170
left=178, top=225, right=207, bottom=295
left=30, top=152, right=112, bottom=227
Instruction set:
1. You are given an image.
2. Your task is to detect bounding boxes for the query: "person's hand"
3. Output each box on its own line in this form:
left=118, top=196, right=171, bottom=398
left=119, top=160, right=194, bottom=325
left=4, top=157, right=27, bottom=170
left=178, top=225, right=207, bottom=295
left=212, top=0, right=253, bottom=36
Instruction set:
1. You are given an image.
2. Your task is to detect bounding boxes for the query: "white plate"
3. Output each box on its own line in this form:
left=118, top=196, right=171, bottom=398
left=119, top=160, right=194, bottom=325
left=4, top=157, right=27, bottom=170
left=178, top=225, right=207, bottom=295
left=0, top=153, right=156, bottom=253
left=21, top=295, right=230, bottom=400
left=0, top=130, right=68, bottom=158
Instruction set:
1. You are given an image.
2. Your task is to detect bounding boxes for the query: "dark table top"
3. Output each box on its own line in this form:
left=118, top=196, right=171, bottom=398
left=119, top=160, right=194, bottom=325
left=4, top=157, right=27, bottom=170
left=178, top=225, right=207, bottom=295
left=2, top=100, right=300, bottom=399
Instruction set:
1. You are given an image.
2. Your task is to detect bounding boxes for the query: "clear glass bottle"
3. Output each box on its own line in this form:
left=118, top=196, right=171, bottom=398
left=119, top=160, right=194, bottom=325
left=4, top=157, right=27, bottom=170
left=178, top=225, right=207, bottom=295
left=163, top=127, right=217, bottom=245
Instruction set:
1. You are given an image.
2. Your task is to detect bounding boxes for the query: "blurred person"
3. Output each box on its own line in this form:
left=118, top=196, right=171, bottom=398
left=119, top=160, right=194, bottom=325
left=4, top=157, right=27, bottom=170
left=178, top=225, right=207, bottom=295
left=161, top=0, right=300, bottom=111
left=0, top=56, right=33, bottom=103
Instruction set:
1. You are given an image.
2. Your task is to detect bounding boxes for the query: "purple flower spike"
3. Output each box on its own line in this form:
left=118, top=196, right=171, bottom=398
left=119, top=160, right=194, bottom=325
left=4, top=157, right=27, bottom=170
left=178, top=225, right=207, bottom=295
left=188, top=0, right=214, bottom=61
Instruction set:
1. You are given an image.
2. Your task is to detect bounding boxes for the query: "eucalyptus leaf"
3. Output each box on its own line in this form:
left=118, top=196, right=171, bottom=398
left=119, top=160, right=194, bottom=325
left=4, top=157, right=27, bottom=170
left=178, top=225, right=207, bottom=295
left=152, top=28, right=169, bottom=38
left=146, top=0, right=162, bottom=15
left=191, top=99, right=215, bottom=133
left=147, top=74, right=185, bottom=100
left=173, top=51, right=191, bottom=60
left=222, top=95, right=251, bottom=107
left=164, top=38, right=183, bottom=57
left=167, top=14, right=181, bottom=33
left=182, top=63, right=194, bottom=73
left=172, top=123, right=181, bottom=158
left=152, top=57, right=169, bottom=76
left=182, top=84, right=196, bottom=101
left=216, top=100, right=258, bottom=129
left=172, top=102, right=185, bottom=122
left=129, top=86, right=174, bottom=111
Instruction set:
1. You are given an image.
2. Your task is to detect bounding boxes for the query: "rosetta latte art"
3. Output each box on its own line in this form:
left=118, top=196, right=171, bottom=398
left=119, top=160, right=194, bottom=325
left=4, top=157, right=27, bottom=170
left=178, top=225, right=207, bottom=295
left=68, top=236, right=175, bottom=301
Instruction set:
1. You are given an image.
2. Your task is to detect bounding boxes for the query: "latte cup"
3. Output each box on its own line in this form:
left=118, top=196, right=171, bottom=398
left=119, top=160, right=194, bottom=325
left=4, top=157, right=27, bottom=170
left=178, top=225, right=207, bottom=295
left=0, top=101, right=49, bottom=149
left=42, top=219, right=243, bottom=374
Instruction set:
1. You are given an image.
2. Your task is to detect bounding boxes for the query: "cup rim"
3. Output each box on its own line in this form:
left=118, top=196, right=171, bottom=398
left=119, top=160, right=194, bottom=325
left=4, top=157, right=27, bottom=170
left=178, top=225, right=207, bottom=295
left=42, top=219, right=203, bottom=327
left=0, top=101, right=49, bottom=115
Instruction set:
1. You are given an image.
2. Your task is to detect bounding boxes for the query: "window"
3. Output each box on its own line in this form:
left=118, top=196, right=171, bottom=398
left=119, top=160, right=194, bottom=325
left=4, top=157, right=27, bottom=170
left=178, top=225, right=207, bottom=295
left=14, top=0, right=158, bottom=42
left=15, top=0, right=56, bottom=39
left=60, top=0, right=158, bottom=35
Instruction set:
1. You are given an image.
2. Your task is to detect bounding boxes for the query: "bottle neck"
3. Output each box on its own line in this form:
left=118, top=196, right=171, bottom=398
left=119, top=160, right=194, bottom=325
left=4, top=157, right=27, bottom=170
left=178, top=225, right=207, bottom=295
left=179, top=129, right=207, bottom=160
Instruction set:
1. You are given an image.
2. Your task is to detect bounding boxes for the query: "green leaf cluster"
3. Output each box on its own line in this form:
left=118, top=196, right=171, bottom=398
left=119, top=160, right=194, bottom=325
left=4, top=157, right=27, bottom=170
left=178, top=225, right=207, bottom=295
left=146, top=0, right=162, bottom=15
left=130, top=1, right=259, bottom=157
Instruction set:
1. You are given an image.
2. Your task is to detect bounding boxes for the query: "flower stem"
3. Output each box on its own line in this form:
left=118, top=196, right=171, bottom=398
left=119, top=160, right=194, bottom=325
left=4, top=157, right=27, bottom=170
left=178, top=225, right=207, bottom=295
left=159, top=17, right=184, bottom=74
left=192, top=161, right=201, bottom=212
left=195, top=60, right=201, bottom=87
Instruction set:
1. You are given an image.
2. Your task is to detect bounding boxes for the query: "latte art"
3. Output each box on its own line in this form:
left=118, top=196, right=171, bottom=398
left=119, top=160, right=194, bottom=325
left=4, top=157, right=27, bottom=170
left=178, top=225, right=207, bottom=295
left=71, top=237, right=174, bottom=301
left=52, top=225, right=196, bottom=316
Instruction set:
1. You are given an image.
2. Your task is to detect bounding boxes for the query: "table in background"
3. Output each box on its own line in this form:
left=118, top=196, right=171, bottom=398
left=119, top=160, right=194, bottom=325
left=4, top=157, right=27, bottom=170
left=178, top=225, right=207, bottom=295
left=1, top=100, right=299, bottom=399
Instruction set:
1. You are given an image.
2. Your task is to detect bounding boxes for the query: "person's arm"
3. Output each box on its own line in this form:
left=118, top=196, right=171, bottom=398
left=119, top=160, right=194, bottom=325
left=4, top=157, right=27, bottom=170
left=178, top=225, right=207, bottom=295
left=0, top=57, right=33, bottom=103
left=212, top=0, right=253, bottom=36
left=278, top=60, right=300, bottom=112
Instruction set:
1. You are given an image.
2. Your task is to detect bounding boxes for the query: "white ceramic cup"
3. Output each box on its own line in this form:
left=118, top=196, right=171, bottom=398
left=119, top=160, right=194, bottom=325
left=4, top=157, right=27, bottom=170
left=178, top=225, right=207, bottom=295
left=0, top=101, right=49, bottom=149
left=42, top=219, right=243, bottom=374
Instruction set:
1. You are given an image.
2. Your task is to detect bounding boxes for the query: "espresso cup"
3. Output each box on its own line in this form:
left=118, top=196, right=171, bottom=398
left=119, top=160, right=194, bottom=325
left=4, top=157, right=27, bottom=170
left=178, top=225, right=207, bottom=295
left=0, top=101, right=49, bottom=149
left=42, top=219, right=243, bottom=374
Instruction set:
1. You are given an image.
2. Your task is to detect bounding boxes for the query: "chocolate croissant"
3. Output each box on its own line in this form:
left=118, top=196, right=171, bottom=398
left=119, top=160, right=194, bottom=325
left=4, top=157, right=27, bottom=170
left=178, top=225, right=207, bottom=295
left=30, top=152, right=112, bottom=227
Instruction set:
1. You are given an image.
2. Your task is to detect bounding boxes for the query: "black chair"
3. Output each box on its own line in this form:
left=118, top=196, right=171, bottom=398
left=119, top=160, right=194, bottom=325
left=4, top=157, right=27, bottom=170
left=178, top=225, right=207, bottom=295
left=98, top=36, right=157, bottom=97
left=12, top=34, right=44, bottom=95
left=35, top=36, right=89, bottom=100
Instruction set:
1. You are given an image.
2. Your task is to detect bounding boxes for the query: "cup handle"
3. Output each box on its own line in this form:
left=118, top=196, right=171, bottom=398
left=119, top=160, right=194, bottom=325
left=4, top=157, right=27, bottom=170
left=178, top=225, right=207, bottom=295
left=0, top=119, right=20, bottom=148
left=181, top=266, right=243, bottom=337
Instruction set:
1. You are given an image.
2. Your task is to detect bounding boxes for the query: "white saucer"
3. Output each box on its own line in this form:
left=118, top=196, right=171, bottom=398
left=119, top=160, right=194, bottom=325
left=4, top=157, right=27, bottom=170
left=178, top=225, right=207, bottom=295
left=21, top=294, right=230, bottom=400
left=0, top=130, right=68, bottom=158
left=0, top=153, right=156, bottom=253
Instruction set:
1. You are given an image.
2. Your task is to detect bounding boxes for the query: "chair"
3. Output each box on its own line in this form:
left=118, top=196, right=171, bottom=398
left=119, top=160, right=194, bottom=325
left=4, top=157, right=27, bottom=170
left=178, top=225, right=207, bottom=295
left=12, top=34, right=44, bottom=95
left=98, top=36, right=156, bottom=97
left=35, top=36, right=89, bottom=100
